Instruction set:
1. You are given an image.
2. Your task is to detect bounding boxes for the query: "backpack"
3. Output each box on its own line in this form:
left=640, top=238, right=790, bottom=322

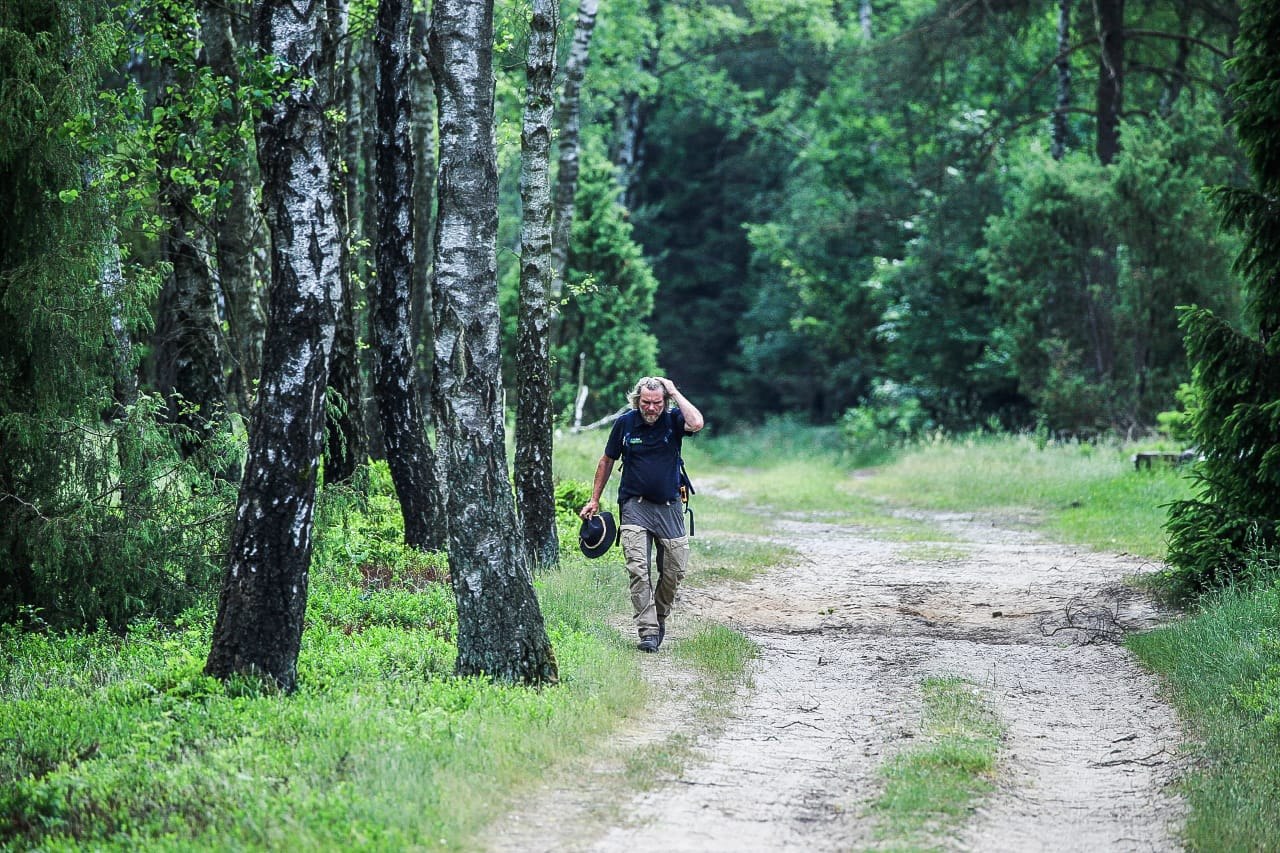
left=620, top=409, right=696, bottom=537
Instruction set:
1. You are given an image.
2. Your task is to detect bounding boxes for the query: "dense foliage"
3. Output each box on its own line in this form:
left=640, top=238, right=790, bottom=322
left=564, top=0, right=1245, bottom=431
left=1164, top=0, right=1280, bottom=596
left=0, top=0, right=233, bottom=628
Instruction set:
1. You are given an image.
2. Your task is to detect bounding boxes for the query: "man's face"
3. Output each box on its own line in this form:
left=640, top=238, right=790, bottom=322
left=638, top=387, right=665, bottom=424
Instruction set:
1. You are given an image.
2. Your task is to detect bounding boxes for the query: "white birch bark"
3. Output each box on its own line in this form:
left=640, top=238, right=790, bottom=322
left=206, top=0, right=341, bottom=693
left=549, top=0, right=599, bottom=307
left=515, top=0, right=560, bottom=569
left=373, top=0, right=442, bottom=550
left=429, top=0, right=557, bottom=684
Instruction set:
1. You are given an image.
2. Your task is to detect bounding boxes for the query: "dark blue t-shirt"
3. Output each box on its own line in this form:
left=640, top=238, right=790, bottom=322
left=605, top=408, right=688, bottom=503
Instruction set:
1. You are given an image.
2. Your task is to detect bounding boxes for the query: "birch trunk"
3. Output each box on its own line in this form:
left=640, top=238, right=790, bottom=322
left=1051, top=0, right=1071, bottom=160
left=428, top=0, right=557, bottom=684
left=411, top=7, right=437, bottom=412
left=153, top=194, right=227, bottom=459
left=514, top=0, right=560, bottom=569
left=412, top=8, right=448, bottom=547
left=373, top=0, right=442, bottom=550
left=549, top=0, right=598, bottom=306
left=323, top=0, right=368, bottom=484
left=615, top=0, right=658, bottom=212
left=206, top=0, right=341, bottom=692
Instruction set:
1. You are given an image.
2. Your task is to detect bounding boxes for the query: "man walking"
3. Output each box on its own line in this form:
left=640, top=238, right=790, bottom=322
left=580, top=376, right=705, bottom=652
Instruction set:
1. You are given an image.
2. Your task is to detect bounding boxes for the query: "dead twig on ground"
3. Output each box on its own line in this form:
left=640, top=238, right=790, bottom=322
left=1039, top=595, right=1126, bottom=644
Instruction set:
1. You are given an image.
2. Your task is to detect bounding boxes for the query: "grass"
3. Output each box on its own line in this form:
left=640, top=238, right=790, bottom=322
left=1127, top=574, right=1280, bottom=851
left=859, top=432, right=1192, bottom=559
left=671, top=622, right=759, bottom=682
left=0, top=556, right=642, bottom=851
left=0, top=444, right=778, bottom=852
left=870, top=677, right=1005, bottom=851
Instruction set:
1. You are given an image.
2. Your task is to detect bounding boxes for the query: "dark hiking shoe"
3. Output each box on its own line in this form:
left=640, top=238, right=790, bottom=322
left=637, top=636, right=659, bottom=653
left=657, top=619, right=666, bottom=648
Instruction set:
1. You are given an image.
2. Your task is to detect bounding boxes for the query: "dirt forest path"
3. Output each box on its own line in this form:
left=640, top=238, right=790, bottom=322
left=489, top=502, right=1187, bottom=852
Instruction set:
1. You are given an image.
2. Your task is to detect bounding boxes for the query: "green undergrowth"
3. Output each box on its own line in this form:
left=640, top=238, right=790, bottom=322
left=0, top=570, right=640, bottom=852
left=0, top=467, right=643, bottom=851
left=1127, top=569, right=1280, bottom=851
left=1, top=445, right=781, bottom=852
left=870, top=677, right=1004, bottom=851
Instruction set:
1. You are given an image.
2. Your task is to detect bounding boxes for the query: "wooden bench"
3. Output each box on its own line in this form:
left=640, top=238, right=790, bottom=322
left=1132, top=450, right=1197, bottom=471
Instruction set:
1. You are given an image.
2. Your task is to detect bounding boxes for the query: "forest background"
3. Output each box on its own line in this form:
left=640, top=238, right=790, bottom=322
left=1, top=0, right=1276, bottom=667
left=5, top=0, right=1280, bottom=847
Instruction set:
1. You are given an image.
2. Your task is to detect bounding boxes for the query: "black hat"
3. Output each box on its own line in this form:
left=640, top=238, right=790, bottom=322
left=578, top=511, right=617, bottom=559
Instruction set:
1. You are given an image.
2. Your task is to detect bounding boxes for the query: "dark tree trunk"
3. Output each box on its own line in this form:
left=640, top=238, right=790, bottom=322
left=1051, top=0, right=1072, bottom=160
left=1095, top=0, right=1124, bottom=165
left=206, top=0, right=341, bottom=693
left=373, top=0, right=442, bottom=550
left=153, top=198, right=228, bottom=459
left=148, top=29, right=228, bottom=457
left=343, top=32, right=385, bottom=460
left=322, top=0, right=368, bottom=485
left=515, top=0, right=560, bottom=570
left=428, top=0, right=557, bottom=684
left=201, top=0, right=267, bottom=416
left=324, top=254, right=368, bottom=483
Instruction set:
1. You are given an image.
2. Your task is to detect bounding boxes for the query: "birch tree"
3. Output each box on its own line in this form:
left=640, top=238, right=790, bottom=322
left=1051, top=0, right=1072, bottom=160
left=206, top=0, right=341, bottom=692
left=514, top=0, right=560, bottom=569
left=149, top=11, right=228, bottom=460
left=373, top=0, right=442, bottom=550
left=428, top=0, right=557, bottom=684
left=323, top=0, right=368, bottom=484
left=549, top=0, right=598, bottom=309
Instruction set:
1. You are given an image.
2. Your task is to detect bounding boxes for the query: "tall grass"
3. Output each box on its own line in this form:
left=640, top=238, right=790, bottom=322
left=860, top=433, right=1192, bottom=559
left=1128, top=574, right=1280, bottom=850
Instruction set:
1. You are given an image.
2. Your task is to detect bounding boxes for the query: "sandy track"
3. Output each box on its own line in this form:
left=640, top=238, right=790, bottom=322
left=488, top=510, right=1186, bottom=852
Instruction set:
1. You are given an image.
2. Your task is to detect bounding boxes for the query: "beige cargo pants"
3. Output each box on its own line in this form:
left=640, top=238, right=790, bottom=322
left=620, top=525, right=689, bottom=639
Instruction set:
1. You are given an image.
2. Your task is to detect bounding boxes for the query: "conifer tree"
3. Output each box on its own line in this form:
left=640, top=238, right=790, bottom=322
left=1165, top=0, right=1280, bottom=593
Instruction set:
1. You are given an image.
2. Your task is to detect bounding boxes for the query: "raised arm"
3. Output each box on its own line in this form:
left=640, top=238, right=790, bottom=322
left=659, top=377, right=704, bottom=433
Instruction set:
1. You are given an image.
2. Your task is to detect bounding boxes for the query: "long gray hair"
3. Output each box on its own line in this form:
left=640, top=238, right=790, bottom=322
left=625, top=376, right=670, bottom=410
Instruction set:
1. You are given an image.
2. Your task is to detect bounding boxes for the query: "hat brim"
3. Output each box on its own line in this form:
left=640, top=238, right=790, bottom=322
left=579, top=511, right=617, bottom=559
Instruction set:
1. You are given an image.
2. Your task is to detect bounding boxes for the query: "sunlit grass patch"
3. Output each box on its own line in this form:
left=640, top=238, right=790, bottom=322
left=671, top=622, right=758, bottom=682
left=869, top=676, right=1004, bottom=850
left=858, top=433, right=1191, bottom=559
